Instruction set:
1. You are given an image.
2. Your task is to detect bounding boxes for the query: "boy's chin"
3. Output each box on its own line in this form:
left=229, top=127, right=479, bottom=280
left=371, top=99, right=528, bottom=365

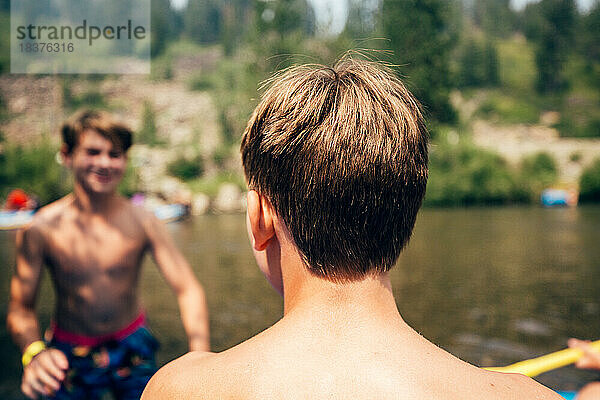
left=84, top=181, right=121, bottom=195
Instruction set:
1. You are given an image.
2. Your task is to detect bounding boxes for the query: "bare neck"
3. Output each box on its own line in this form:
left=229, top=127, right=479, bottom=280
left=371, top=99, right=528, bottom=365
left=281, top=254, right=404, bottom=328
left=72, top=183, right=121, bottom=214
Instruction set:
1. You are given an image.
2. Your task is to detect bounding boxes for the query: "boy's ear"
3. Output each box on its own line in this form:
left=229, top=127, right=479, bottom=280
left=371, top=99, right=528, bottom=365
left=60, top=144, right=72, bottom=167
left=247, top=190, right=275, bottom=251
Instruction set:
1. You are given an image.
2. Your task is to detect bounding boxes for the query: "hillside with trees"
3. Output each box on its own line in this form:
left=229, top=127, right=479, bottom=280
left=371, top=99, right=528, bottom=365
left=1, top=0, right=600, bottom=208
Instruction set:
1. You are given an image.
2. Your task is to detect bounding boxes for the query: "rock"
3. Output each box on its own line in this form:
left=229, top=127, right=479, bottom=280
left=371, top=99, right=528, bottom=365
left=11, top=97, right=28, bottom=113
left=144, top=195, right=166, bottom=211
left=213, top=183, right=244, bottom=213
left=172, top=188, right=193, bottom=207
left=540, top=111, right=560, bottom=126
left=191, top=193, right=210, bottom=215
left=512, top=318, right=552, bottom=337
left=158, top=177, right=187, bottom=203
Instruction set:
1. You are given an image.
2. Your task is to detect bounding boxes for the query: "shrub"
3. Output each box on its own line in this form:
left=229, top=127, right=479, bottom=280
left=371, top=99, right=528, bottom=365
left=457, top=39, right=499, bottom=88
left=119, top=161, right=141, bottom=198
left=167, top=155, right=204, bottom=181
left=556, top=116, right=600, bottom=138
left=211, top=145, right=231, bottom=169
left=187, top=171, right=245, bottom=197
left=0, top=138, right=71, bottom=205
left=569, top=151, right=582, bottom=162
left=579, top=158, right=600, bottom=202
left=424, top=143, right=521, bottom=206
left=150, top=55, right=174, bottom=81
left=517, top=152, right=558, bottom=200
left=475, top=91, right=540, bottom=124
left=61, top=79, right=107, bottom=111
left=189, top=73, right=214, bottom=91
left=0, top=92, right=8, bottom=123
left=137, top=101, right=165, bottom=147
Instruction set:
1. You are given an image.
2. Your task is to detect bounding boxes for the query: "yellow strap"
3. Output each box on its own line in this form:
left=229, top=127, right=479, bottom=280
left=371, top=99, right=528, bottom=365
left=485, top=340, right=600, bottom=377
left=22, top=340, right=46, bottom=368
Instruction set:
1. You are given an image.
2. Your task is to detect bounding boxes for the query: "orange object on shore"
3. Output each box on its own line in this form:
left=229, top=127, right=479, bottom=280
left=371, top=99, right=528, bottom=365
left=5, top=189, right=30, bottom=211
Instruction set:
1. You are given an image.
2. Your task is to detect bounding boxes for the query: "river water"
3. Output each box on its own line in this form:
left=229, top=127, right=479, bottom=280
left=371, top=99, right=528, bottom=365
left=1, top=206, right=599, bottom=397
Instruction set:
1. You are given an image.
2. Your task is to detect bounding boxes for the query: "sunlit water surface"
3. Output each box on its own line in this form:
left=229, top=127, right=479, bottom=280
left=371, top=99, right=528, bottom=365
left=1, top=206, right=599, bottom=397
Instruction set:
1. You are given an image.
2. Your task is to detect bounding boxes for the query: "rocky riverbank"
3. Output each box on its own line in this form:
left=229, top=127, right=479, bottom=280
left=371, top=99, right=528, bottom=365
left=1, top=72, right=599, bottom=213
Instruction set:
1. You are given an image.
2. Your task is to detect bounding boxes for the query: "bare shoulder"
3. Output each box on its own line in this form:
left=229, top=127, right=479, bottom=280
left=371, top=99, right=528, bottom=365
left=143, top=334, right=270, bottom=400
left=142, top=352, right=230, bottom=400
left=18, top=195, right=73, bottom=241
left=419, top=343, right=563, bottom=400
left=29, top=195, right=73, bottom=227
left=113, top=199, right=158, bottom=242
left=507, top=373, right=563, bottom=399
left=126, top=199, right=152, bottom=220
left=480, top=371, right=564, bottom=400
left=126, top=200, right=162, bottom=232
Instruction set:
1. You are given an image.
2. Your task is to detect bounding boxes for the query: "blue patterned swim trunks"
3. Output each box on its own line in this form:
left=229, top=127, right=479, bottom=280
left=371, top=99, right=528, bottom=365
left=44, top=314, right=159, bottom=400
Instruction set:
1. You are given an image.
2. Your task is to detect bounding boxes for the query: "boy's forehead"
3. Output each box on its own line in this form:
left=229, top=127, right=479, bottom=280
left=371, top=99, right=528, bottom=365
left=77, top=129, right=122, bottom=151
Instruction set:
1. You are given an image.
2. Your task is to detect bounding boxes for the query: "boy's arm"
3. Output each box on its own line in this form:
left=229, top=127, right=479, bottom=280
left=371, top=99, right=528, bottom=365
left=7, top=224, right=68, bottom=398
left=145, top=213, right=210, bottom=352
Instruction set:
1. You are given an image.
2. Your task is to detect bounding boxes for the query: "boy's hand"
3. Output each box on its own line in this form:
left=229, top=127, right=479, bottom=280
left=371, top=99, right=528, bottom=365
left=568, top=338, right=600, bottom=370
left=21, top=348, right=68, bottom=399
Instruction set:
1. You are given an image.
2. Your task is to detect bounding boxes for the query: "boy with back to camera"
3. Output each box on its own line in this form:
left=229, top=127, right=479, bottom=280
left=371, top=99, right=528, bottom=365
left=143, top=57, right=560, bottom=399
left=7, top=110, right=210, bottom=399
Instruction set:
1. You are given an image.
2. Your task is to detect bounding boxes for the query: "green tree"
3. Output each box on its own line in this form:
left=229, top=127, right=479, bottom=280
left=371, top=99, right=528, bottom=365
left=0, top=139, right=71, bottom=205
left=381, top=0, right=458, bottom=122
left=577, top=2, right=600, bottom=89
left=458, top=39, right=483, bottom=88
left=254, top=0, right=315, bottom=39
left=220, top=0, right=254, bottom=56
left=251, top=0, right=316, bottom=71
left=138, top=101, right=164, bottom=146
left=458, top=38, right=499, bottom=88
left=473, top=0, right=516, bottom=38
left=184, top=0, right=222, bottom=44
left=0, top=10, right=9, bottom=74
left=578, top=3, right=600, bottom=63
left=425, top=143, right=520, bottom=206
left=344, top=0, right=378, bottom=39
left=483, top=41, right=499, bottom=86
left=518, top=152, right=558, bottom=200
left=579, top=158, right=600, bottom=202
left=523, top=0, right=576, bottom=93
left=151, top=0, right=178, bottom=57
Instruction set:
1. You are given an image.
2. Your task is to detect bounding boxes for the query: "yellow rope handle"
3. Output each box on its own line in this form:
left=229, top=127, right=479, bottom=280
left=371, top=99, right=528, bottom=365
left=22, top=340, right=46, bottom=368
left=484, top=340, right=600, bottom=377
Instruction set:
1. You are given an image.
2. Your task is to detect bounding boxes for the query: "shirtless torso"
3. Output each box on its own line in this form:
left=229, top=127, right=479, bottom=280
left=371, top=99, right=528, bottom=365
left=33, top=194, right=151, bottom=335
left=8, top=125, right=209, bottom=399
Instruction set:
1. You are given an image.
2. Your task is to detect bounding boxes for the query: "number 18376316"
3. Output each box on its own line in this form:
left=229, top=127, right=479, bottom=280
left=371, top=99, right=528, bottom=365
left=20, top=42, right=74, bottom=53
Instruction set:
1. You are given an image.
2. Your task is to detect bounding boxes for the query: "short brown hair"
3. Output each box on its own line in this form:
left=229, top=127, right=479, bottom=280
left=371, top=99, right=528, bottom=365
left=61, top=109, right=133, bottom=154
left=241, top=57, right=429, bottom=281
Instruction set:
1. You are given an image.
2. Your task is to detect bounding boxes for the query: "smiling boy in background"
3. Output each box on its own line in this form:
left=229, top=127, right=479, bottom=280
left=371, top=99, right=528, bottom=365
left=7, top=110, right=210, bottom=399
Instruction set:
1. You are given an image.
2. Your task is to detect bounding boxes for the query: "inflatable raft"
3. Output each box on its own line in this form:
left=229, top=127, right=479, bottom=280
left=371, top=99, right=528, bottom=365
left=556, top=392, right=576, bottom=399
left=0, top=204, right=187, bottom=231
left=152, top=203, right=188, bottom=223
left=0, top=210, right=35, bottom=230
